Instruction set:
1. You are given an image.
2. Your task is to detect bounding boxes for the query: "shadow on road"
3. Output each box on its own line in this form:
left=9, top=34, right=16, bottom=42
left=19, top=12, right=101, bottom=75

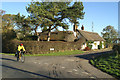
left=75, top=50, right=112, bottom=60
left=2, top=64, right=58, bottom=80
left=0, top=58, right=17, bottom=62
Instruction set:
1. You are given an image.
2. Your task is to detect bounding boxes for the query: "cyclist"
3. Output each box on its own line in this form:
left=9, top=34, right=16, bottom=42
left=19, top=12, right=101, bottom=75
left=17, top=43, right=26, bottom=61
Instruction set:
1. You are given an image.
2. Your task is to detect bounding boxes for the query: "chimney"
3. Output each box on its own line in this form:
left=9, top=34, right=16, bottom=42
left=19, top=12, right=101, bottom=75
left=81, top=25, right=84, bottom=30
left=73, top=24, right=78, bottom=32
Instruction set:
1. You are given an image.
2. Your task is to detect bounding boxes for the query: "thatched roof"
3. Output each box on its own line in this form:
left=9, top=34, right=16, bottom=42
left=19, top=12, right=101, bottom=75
left=78, top=30, right=105, bottom=41
left=37, top=31, right=74, bottom=41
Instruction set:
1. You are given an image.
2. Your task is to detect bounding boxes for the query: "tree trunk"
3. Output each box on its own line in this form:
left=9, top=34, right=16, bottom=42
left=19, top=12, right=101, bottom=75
left=37, top=33, right=41, bottom=41
left=47, top=26, right=51, bottom=41
left=35, top=25, right=39, bottom=41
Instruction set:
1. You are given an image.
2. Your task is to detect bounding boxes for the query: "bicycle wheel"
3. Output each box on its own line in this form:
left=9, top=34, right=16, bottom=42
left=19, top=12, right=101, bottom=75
left=21, top=53, right=25, bottom=63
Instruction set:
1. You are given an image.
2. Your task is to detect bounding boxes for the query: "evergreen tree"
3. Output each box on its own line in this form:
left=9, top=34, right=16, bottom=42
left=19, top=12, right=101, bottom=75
left=101, top=25, right=118, bottom=44
left=26, top=2, right=85, bottom=41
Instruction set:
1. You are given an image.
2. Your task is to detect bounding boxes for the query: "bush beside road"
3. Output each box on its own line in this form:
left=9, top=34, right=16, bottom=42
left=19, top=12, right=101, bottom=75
left=90, top=49, right=120, bottom=79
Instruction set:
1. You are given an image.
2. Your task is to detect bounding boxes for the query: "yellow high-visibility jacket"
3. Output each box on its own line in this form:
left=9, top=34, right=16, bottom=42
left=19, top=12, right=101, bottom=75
left=17, top=45, right=25, bottom=51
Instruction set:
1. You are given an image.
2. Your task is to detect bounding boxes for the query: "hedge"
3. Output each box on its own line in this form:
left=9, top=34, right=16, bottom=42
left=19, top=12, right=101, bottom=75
left=2, top=40, right=82, bottom=54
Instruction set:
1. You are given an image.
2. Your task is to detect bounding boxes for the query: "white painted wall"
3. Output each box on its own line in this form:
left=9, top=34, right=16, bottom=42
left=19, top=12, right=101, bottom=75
left=102, top=41, right=105, bottom=48
left=81, top=43, right=87, bottom=50
left=75, top=30, right=105, bottom=50
left=90, top=41, right=100, bottom=49
left=81, top=41, right=105, bottom=50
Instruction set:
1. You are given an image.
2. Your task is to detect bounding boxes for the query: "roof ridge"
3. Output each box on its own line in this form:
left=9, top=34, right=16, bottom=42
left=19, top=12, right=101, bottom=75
left=77, top=29, right=98, bottom=34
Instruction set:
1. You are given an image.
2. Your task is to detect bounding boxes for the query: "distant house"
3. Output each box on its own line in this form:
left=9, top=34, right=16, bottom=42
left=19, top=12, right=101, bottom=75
left=73, top=25, right=105, bottom=50
left=37, top=25, right=105, bottom=50
left=75, top=30, right=105, bottom=50
left=37, top=31, right=76, bottom=42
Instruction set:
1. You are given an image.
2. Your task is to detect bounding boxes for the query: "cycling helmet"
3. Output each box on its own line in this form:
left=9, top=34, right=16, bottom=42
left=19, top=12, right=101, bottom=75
left=20, top=43, right=23, bottom=46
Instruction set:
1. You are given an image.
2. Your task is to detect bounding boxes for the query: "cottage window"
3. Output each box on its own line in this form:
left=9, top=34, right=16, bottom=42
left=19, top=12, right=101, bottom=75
left=83, top=43, right=85, bottom=45
left=94, top=43, right=97, bottom=46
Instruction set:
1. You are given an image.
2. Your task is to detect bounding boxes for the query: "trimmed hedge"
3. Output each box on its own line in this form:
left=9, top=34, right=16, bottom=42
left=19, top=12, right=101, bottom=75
left=2, top=40, right=82, bottom=54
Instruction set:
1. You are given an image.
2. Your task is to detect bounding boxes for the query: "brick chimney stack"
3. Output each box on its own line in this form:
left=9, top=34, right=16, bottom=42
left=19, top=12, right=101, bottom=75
left=81, top=25, right=84, bottom=30
left=73, top=24, right=78, bottom=32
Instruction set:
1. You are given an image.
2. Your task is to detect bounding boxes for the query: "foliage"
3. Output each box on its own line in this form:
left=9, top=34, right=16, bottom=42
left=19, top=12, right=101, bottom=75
left=26, top=2, right=85, bottom=41
left=84, top=47, right=91, bottom=51
left=14, top=13, right=32, bottom=37
left=86, top=41, right=93, bottom=49
left=2, top=14, right=17, bottom=41
left=98, top=41, right=102, bottom=49
left=112, top=44, right=120, bottom=55
left=112, top=43, right=120, bottom=58
left=90, top=53, right=120, bottom=79
left=2, top=30, right=16, bottom=40
left=101, top=25, right=118, bottom=45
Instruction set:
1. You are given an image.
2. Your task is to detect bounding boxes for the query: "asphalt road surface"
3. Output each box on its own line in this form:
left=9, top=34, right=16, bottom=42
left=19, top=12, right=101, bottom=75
left=1, top=49, right=115, bottom=80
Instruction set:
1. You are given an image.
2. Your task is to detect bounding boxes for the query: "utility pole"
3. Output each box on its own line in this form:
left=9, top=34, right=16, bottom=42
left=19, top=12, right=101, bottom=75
left=92, top=22, right=94, bottom=32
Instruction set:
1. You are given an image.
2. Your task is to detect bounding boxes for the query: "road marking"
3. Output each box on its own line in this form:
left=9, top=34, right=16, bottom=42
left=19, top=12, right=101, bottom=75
left=90, top=77, right=95, bottom=78
left=73, top=69, right=77, bottom=71
left=67, top=71, right=72, bottom=73
left=61, top=67, right=65, bottom=69
left=82, top=72, right=89, bottom=74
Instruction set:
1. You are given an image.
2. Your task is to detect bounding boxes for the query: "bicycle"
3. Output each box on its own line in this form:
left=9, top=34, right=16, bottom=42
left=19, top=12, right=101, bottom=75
left=17, top=51, right=25, bottom=63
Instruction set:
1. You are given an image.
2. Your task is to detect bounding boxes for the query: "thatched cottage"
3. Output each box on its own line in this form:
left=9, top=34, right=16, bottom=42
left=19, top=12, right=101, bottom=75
left=74, top=25, right=105, bottom=50
left=37, top=25, right=105, bottom=50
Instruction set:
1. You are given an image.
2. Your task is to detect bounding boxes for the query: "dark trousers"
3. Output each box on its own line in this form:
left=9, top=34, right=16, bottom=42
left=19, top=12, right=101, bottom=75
left=17, top=50, right=20, bottom=61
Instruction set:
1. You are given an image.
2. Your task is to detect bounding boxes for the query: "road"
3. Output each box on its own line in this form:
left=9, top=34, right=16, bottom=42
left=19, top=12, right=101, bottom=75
left=1, top=49, right=115, bottom=80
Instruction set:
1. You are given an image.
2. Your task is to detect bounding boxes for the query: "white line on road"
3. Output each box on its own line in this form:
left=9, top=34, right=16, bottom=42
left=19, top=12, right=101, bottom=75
left=34, top=62, right=37, bottom=64
left=90, top=77, right=96, bottom=78
left=67, top=71, right=72, bottom=73
left=82, top=72, right=89, bottom=74
left=61, top=67, right=65, bottom=69
left=73, top=69, right=78, bottom=71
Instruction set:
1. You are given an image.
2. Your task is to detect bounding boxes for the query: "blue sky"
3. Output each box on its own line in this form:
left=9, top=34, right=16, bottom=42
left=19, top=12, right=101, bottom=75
left=2, top=2, right=118, bottom=36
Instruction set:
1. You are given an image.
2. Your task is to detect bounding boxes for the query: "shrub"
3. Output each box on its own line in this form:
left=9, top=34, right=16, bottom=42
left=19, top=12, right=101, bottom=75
left=2, top=30, right=16, bottom=40
left=98, top=41, right=103, bottom=49
left=86, top=41, right=93, bottom=49
left=84, top=47, right=91, bottom=51
left=112, top=44, right=120, bottom=54
left=87, top=45, right=92, bottom=49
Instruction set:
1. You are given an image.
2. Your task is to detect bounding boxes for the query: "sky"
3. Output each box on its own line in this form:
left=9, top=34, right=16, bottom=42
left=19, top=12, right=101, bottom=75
left=1, top=1, right=119, bottom=36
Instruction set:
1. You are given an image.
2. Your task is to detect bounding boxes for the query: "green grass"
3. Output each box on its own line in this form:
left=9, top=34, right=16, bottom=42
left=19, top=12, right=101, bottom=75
left=90, top=53, right=120, bottom=79
left=0, top=50, right=84, bottom=56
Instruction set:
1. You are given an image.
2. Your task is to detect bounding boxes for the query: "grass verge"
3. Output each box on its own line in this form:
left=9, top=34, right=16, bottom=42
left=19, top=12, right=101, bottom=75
left=0, top=50, right=84, bottom=56
left=89, top=52, right=120, bottom=79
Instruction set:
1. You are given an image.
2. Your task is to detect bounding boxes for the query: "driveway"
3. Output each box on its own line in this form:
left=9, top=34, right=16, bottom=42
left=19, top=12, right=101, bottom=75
left=1, top=48, right=116, bottom=80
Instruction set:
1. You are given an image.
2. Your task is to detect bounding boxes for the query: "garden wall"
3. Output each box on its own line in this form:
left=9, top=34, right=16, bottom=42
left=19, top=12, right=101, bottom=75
left=2, top=40, right=82, bottom=54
